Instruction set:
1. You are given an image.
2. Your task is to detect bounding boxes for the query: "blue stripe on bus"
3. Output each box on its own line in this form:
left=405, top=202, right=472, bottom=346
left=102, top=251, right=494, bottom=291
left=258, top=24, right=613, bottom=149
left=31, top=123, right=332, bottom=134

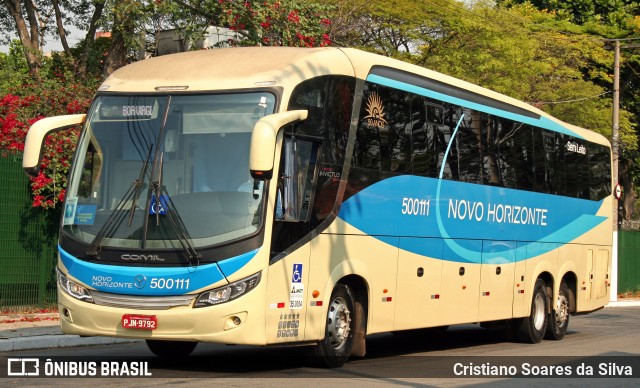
left=58, top=246, right=257, bottom=296
left=481, top=240, right=516, bottom=264
left=338, top=176, right=606, bottom=263
left=366, top=74, right=584, bottom=139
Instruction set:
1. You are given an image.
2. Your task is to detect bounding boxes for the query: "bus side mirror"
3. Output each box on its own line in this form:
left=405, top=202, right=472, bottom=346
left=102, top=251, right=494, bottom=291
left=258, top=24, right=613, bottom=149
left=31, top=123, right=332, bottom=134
left=249, top=110, right=308, bottom=180
left=22, top=114, right=86, bottom=178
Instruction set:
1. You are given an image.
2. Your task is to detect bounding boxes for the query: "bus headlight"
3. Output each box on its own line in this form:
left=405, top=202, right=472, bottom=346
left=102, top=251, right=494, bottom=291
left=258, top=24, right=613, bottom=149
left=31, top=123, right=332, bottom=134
left=194, top=272, right=261, bottom=308
left=57, top=268, right=94, bottom=303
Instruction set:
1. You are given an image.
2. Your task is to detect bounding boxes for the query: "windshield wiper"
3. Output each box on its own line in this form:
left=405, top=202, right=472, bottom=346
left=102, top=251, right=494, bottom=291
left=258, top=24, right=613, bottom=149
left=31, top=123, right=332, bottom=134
left=87, top=145, right=153, bottom=257
left=128, top=147, right=153, bottom=226
left=144, top=151, right=201, bottom=264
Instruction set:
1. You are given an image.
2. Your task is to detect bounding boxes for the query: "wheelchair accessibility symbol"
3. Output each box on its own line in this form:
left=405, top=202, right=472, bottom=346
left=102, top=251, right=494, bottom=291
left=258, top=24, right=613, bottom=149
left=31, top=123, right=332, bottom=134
left=292, top=263, right=302, bottom=283
left=150, top=195, right=168, bottom=215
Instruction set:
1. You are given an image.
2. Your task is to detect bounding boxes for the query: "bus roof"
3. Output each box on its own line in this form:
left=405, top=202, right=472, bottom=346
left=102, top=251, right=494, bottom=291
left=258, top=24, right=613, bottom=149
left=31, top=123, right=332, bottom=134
left=100, top=47, right=355, bottom=94
left=100, top=47, right=610, bottom=147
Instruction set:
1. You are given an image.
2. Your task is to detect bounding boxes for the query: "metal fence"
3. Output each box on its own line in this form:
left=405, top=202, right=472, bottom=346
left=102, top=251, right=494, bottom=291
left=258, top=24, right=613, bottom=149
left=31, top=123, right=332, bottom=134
left=0, top=153, right=58, bottom=312
left=619, top=230, right=640, bottom=293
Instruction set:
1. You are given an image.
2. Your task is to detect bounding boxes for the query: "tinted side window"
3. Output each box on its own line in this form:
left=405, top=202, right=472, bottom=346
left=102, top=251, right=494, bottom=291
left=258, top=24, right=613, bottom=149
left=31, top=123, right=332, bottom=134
left=589, top=144, right=612, bottom=201
left=289, top=75, right=355, bottom=167
left=288, top=75, right=356, bottom=226
left=562, top=136, right=590, bottom=199
left=482, top=114, right=503, bottom=186
left=354, top=83, right=384, bottom=170
left=450, top=109, right=483, bottom=184
left=355, top=82, right=412, bottom=174
left=350, top=79, right=611, bottom=202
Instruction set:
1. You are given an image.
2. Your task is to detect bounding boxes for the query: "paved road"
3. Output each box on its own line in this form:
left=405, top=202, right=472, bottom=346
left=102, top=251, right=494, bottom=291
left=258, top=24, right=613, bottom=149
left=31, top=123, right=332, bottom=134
left=1, top=307, right=639, bottom=386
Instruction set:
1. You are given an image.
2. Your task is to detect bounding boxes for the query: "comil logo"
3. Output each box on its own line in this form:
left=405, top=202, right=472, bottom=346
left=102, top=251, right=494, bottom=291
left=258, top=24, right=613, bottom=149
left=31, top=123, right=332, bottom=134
left=121, top=254, right=164, bottom=262
left=364, top=92, right=388, bottom=129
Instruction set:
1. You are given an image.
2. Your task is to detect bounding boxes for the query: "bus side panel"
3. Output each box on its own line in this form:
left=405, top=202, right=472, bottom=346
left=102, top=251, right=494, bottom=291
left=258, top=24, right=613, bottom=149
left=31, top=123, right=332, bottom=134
left=577, top=245, right=611, bottom=312
left=557, top=243, right=580, bottom=306
left=524, top=242, right=558, bottom=313
left=594, top=248, right=610, bottom=300
left=478, top=240, right=516, bottom=322
left=512, top=242, right=528, bottom=318
left=439, top=239, right=481, bottom=325
left=394, top=238, right=444, bottom=331
left=305, top=233, right=399, bottom=339
left=573, top=197, right=611, bottom=312
left=264, top=244, right=310, bottom=344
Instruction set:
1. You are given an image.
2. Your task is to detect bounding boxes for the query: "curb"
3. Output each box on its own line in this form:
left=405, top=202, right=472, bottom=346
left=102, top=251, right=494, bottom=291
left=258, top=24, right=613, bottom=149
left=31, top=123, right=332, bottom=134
left=606, top=300, right=640, bottom=308
left=0, top=335, right=141, bottom=352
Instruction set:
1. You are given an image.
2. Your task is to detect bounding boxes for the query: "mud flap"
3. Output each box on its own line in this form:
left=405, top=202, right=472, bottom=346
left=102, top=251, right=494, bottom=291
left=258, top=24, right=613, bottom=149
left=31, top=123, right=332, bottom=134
left=350, top=301, right=366, bottom=357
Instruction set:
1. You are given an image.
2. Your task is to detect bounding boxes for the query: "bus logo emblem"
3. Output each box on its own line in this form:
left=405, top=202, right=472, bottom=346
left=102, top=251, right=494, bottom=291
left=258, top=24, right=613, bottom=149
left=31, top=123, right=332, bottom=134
left=134, top=275, right=147, bottom=289
left=364, top=92, right=387, bottom=128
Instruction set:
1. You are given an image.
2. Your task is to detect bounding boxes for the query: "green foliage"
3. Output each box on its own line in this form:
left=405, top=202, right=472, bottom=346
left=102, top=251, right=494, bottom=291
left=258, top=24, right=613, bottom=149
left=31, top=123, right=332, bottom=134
left=70, top=37, right=112, bottom=79
left=0, top=42, right=31, bottom=94
left=499, top=0, right=639, bottom=27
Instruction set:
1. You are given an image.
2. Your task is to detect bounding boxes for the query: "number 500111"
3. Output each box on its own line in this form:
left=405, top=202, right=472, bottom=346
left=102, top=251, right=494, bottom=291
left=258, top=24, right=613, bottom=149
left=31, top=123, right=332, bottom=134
left=149, top=278, right=190, bottom=289
left=401, top=197, right=430, bottom=216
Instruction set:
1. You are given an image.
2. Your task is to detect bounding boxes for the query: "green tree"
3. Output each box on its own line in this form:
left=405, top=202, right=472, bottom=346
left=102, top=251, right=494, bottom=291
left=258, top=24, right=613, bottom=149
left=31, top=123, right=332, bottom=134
left=499, top=0, right=639, bottom=27
left=1, top=0, right=45, bottom=77
left=0, top=42, right=31, bottom=93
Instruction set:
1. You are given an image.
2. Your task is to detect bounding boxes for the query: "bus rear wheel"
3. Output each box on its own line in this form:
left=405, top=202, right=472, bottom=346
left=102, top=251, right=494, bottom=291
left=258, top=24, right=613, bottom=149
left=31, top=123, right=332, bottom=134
left=515, top=278, right=548, bottom=344
left=545, top=282, right=571, bottom=340
left=146, top=339, right=197, bottom=358
left=312, top=283, right=356, bottom=368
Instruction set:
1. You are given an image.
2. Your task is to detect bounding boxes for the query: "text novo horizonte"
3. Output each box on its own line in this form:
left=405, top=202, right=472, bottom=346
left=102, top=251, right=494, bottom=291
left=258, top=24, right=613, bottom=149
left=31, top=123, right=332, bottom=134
left=448, top=199, right=548, bottom=226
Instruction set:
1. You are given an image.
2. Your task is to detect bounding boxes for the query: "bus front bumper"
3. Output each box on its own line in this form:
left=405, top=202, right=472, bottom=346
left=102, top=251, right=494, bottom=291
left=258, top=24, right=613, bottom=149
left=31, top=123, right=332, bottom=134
left=56, top=286, right=267, bottom=345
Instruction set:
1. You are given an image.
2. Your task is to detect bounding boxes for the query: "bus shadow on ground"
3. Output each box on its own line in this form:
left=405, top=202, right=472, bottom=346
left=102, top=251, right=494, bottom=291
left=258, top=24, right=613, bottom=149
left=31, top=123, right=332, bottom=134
left=147, top=324, right=570, bottom=377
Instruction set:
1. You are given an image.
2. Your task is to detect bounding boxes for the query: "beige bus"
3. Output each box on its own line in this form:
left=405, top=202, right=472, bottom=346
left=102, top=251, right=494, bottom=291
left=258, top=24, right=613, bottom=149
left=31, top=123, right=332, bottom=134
left=23, top=47, right=612, bottom=367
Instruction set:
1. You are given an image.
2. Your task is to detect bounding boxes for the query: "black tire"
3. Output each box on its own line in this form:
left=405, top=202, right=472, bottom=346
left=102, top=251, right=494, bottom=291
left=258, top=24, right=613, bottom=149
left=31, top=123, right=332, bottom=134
left=515, top=278, right=549, bottom=344
left=312, top=283, right=356, bottom=368
left=545, top=282, right=571, bottom=340
left=146, top=339, right=197, bottom=358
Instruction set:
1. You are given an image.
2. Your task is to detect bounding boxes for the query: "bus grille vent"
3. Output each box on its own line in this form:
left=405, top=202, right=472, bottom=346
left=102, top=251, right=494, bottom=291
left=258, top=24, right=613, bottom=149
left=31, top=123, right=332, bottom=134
left=90, top=290, right=195, bottom=310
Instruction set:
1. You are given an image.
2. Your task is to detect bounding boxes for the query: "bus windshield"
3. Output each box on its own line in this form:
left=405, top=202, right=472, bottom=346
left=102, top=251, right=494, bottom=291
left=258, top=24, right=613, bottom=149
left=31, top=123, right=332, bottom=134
left=62, top=92, right=276, bottom=251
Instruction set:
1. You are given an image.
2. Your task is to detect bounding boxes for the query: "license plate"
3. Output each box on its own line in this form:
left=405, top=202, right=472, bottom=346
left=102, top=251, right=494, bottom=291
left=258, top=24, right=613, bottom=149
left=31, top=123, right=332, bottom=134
left=122, top=314, right=157, bottom=330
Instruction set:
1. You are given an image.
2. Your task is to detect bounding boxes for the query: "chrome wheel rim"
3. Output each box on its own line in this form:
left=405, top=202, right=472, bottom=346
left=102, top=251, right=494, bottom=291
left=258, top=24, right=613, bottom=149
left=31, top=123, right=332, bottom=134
left=555, top=294, right=569, bottom=328
left=327, top=296, right=351, bottom=349
left=533, top=292, right=546, bottom=331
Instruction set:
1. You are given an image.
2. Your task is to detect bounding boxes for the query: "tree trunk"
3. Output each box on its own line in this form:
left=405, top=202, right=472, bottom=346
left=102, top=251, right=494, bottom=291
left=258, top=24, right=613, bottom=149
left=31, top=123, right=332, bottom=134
left=51, top=0, right=72, bottom=57
left=77, top=0, right=106, bottom=80
left=620, top=158, right=637, bottom=220
left=103, top=9, right=134, bottom=78
left=3, top=0, right=41, bottom=78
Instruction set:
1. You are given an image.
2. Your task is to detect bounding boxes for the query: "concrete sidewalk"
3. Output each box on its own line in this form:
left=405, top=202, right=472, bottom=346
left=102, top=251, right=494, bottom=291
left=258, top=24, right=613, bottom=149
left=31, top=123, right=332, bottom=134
left=0, top=313, right=140, bottom=352
left=1, top=299, right=639, bottom=353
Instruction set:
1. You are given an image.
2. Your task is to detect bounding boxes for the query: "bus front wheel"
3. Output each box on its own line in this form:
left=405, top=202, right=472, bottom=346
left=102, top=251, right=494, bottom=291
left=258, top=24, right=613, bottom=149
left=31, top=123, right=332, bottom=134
left=545, top=281, right=571, bottom=340
left=313, top=283, right=356, bottom=368
left=515, top=278, right=548, bottom=344
left=146, top=339, right=197, bottom=358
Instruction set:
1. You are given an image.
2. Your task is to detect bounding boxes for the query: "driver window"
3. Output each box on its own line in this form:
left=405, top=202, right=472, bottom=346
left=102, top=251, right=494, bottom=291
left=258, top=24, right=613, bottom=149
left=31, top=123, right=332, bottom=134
left=271, top=134, right=322, bottom=256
